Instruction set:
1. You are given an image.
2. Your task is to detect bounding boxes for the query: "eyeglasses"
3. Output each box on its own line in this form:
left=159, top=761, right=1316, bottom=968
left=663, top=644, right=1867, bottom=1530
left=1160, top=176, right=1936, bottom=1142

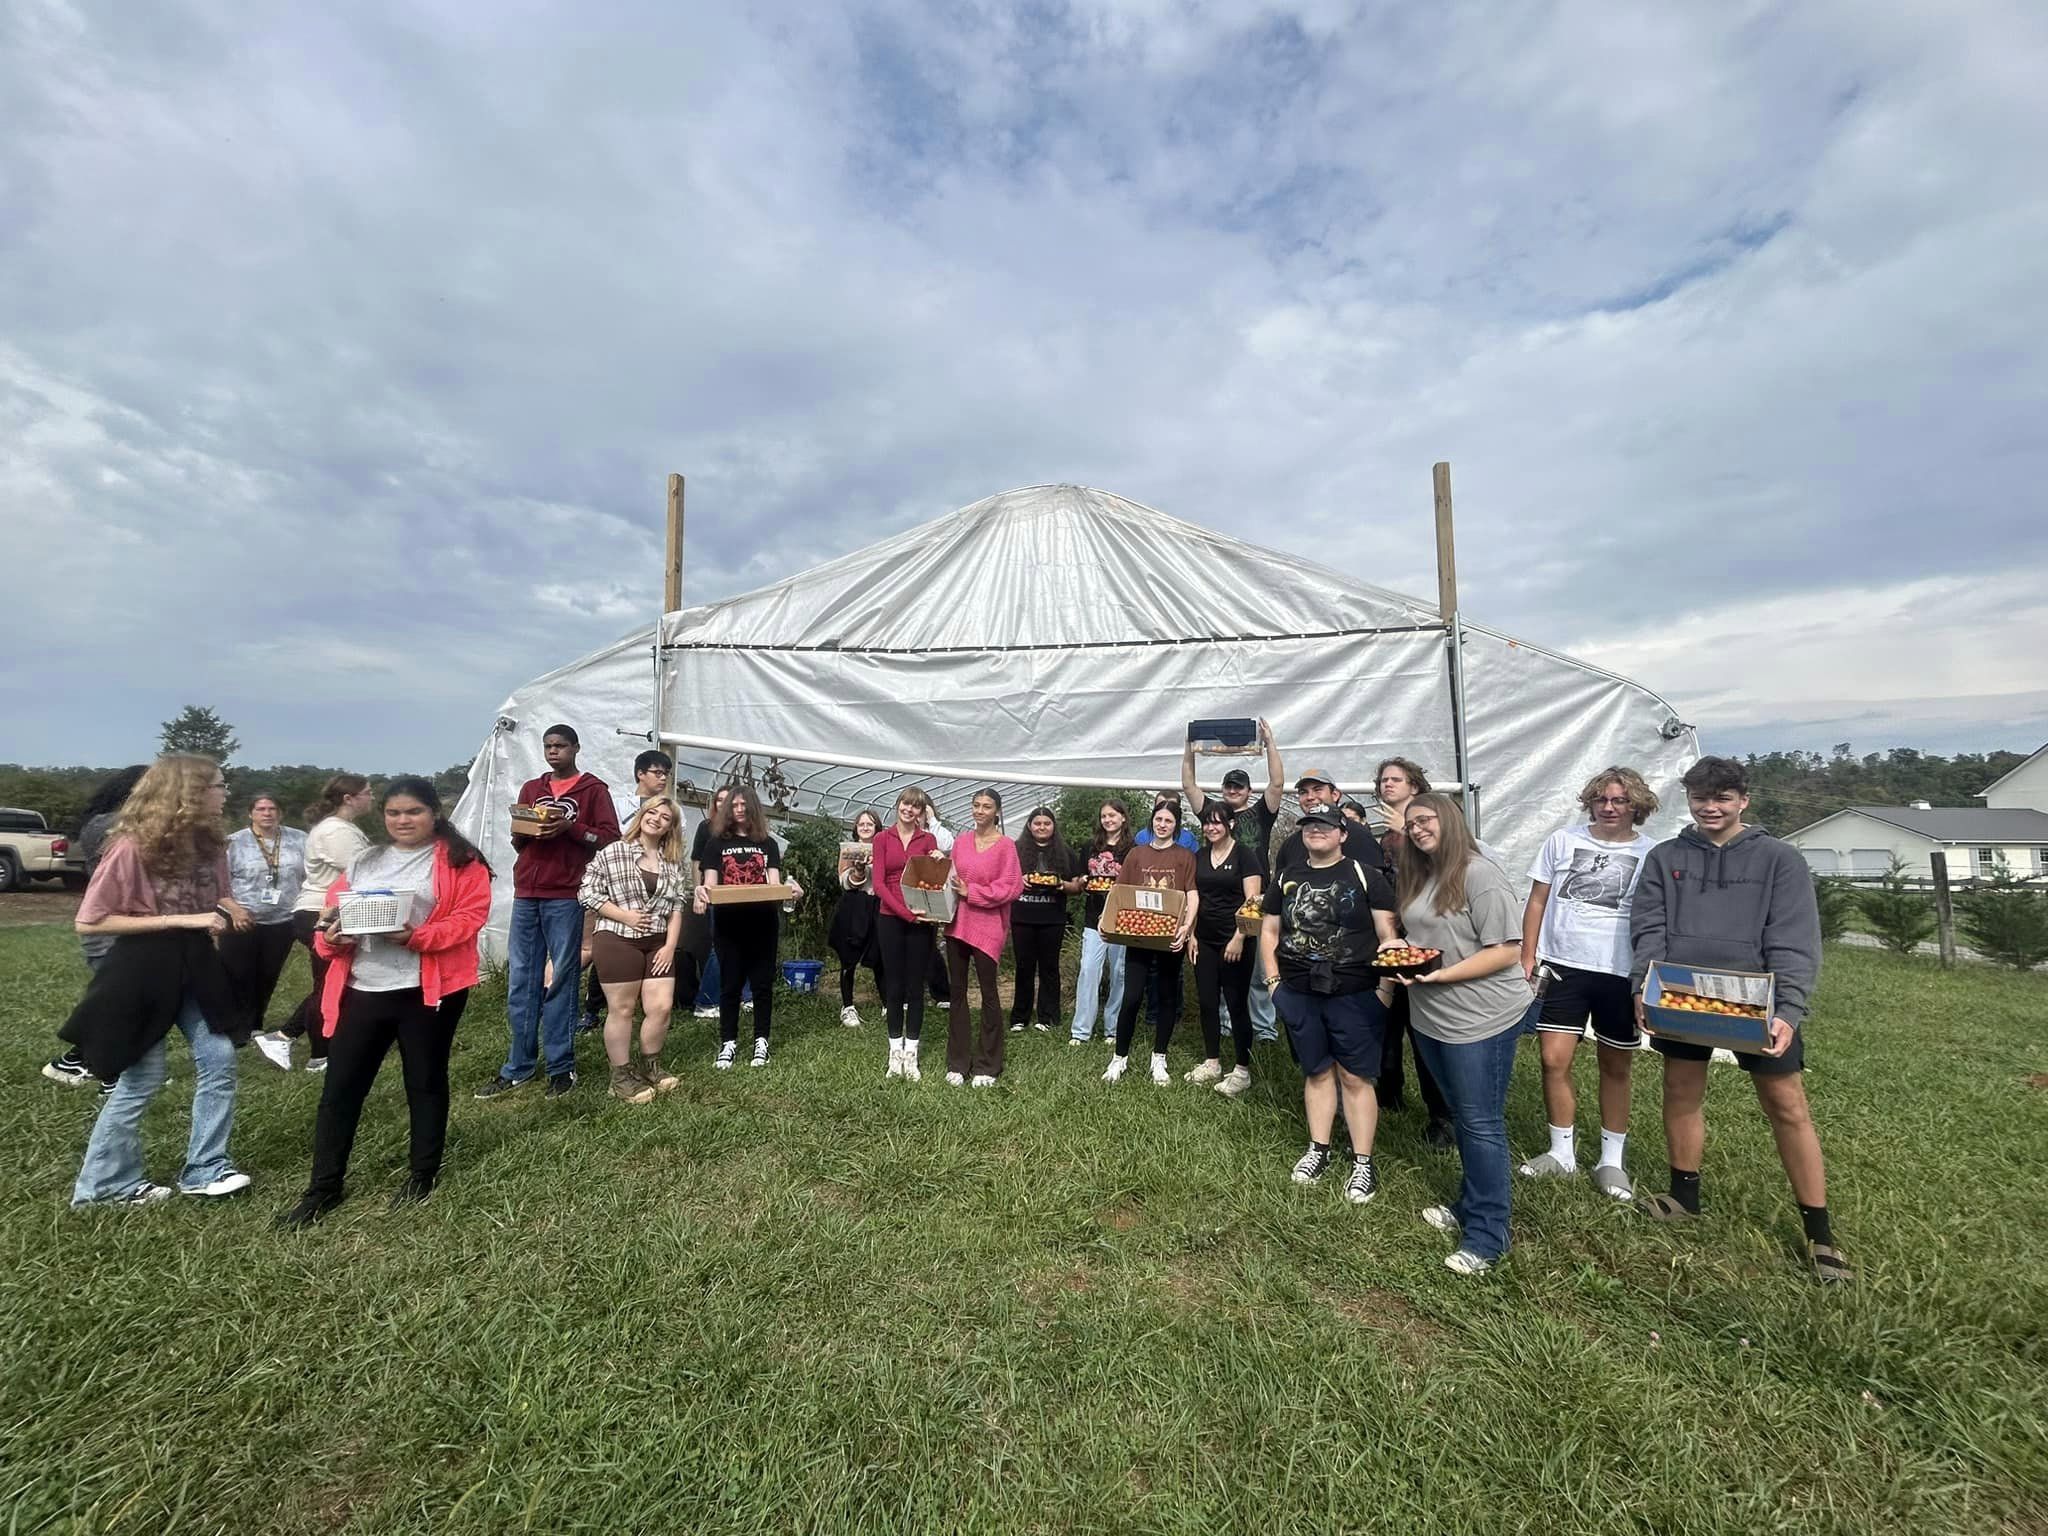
left=1593, top=795, right=1632, bottom=807
left=207, top=780, right=227, bottom=790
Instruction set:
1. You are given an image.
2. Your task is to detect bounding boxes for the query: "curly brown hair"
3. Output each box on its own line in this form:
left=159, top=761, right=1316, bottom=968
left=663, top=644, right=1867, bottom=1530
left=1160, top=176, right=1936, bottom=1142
left=112, top=755, right=227, bottom=879
left=1578, top=766, right=1659, bottom=826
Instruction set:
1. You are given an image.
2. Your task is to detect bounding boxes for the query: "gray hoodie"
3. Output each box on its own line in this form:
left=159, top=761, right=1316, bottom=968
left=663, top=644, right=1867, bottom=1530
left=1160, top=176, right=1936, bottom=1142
left=1628, top=825, right=1821, bottom=1026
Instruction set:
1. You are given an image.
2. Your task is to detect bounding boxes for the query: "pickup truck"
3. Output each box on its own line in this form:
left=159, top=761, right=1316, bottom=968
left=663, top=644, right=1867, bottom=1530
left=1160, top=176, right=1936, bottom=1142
left=0, top=806, right=81, bottom=892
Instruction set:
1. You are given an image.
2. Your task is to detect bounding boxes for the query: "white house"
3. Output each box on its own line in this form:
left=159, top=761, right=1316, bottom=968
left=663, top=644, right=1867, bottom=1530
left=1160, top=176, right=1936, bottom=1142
left=1978, top=742, right=2048, bottom=811
left=1786, top=782, right=2048, bottom=885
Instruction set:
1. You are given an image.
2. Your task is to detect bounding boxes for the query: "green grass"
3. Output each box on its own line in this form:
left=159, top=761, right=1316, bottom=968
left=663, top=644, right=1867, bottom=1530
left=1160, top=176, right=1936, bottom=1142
left=2, top=926, right=2045, bottom=1535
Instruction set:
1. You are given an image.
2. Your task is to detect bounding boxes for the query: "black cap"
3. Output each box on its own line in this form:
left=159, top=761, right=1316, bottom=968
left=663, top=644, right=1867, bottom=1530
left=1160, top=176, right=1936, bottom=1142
left=1296, top=806, right=1344, bottom=830
left=1221, top=768, right=1252, bottom=790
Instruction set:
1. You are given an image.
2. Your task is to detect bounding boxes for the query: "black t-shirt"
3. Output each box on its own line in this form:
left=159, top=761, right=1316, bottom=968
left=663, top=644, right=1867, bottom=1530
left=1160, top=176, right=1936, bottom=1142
left=689, top=818, right=714, bottom=871
left=1219, top=797, right=1278, bottom=869
left=1079, top=841, right=1133, bottom=927
left=703, top=834, right=780, bottom=887
left=1014, top=840, right=1076, bottom=926
left=1273, top=858, right=1396, bottom=994
left=1192, top=839, right=1264, bottom=945
left=1271, top=820, right=1388, bottom=884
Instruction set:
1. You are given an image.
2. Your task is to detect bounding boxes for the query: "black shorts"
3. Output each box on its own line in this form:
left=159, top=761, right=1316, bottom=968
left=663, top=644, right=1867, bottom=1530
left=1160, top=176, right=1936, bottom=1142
left=1535, top=963, right=1639, bottom=1048
left=1275, top=984, right=1388, bottom=1080
left=1652, top=1027, right=1805, bottom=1076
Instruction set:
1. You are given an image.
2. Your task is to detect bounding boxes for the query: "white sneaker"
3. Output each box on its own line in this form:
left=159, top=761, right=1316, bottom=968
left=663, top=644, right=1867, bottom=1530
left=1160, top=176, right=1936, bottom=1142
left=741, top=1000, right=753, bottom=1013
left=1444, top=1248, right=1494, bottom=1276
left=253, top=1031, right=294, bottom=1071
left=902, top=1043, right=921, bottom=1082
left=1149, top=1053, right=1171, bottom=1086
left=179, top=1169, right=252, bottom=1198
left=1102, top=1054, right=1129, bottom=1083
left=1420, top=1205, right=1461, bottom=1236
left=840, top=1006, right=861, bottom=1028
left=886, top=1039, right=905, bottom=1079
left=970, top=1074, right=995, bottom=1088
left=714, top=1041, right=737, bottom=1071
left=1215, top=1066, right=1252, bottom=1098
left=1033, top=1021, right=1050, bottom=1033
left=1291, top=1146, right=1331, bottom=1184
left=1184, top=1059, right=1223, bottom=1085
left=750, top=1038, right=770, bottom=1068
left=946, top=1071, right=966, bottom=1087
left=1066, top=1037, right=1083, bottom=1048
left=693, top=1005, right=718, bottom=1019
left=1010, top=1020, right=1027, bottom=1033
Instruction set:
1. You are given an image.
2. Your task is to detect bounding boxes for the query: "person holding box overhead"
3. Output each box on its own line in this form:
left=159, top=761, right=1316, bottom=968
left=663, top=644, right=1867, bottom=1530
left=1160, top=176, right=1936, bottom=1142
left=1628, top=756, right=1848, bottom=1284
left=1183, top=716, right=1283, bottom=1044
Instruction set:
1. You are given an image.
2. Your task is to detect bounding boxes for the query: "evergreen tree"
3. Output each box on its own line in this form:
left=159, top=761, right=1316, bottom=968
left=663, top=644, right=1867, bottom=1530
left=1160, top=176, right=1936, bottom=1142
left=1856, top=858, right=1936, bottom=955
left=158, top=705, right=241, bottom=765
left=1957, top=866, right=2048, bottom=970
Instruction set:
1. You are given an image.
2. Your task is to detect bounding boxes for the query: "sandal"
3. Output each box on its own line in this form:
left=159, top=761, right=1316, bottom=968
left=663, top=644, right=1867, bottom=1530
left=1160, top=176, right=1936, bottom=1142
left=1807, top=1241, right=1854, bottom=1285
left=1636, top=1192, right=1701, bottom=1223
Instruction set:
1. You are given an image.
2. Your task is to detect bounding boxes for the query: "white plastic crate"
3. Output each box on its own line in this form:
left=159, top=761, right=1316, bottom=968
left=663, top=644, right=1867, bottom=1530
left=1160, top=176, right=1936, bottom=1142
left=336, top=887, right=423, bottom=935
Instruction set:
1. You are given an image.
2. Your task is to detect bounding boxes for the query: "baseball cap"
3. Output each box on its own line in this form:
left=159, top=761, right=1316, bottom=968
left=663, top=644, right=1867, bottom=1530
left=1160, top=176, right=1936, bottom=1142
left=1221, top=767, right=1252, bottom=790
left=1296, top=806, right=1344, bottom=829
left=1294, top=768, right=1337, bottom=791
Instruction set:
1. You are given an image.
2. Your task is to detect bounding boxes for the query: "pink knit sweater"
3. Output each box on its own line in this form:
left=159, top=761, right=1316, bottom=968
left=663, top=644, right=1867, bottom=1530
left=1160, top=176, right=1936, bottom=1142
left=947, top=831, right=1023, bottom=960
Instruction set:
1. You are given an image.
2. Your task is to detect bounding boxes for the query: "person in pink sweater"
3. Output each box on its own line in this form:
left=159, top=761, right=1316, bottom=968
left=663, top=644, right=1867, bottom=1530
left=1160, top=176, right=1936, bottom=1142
left=945, top=790, right=1024, bottom=1085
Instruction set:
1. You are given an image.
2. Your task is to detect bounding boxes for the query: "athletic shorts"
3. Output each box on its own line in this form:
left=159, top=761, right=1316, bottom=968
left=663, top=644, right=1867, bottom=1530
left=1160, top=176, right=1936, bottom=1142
left=1652, top=1027, right=1805, bottom=1076
left=591, top=929, right=668, bottom=985
left=1275, top=984, right=1388, bottom=1080
left=1535, top=963, right=1639, bottom=1048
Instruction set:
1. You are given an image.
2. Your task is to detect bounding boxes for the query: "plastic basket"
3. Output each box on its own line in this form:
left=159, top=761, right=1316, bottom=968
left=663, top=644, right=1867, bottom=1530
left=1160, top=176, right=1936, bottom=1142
left=336, top=888, right=420, bottom=935
left=779, top=959, right=824, bottom=994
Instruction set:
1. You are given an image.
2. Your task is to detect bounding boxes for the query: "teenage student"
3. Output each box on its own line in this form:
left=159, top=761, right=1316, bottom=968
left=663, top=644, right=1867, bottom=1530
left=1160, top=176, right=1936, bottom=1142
left=63, top=755, right=254, bottom=1206
left=1629, top=756, right=1848, bottom=1284
left=868, top=789, right=941, bottom=1081
left=269, top=773, right=374, bottom=1073
left=1190, top=800, right=1265, bottom=1095
left=1183, top=717, right=1284, bottom=1044
left=690, top=786, right=732, bottom=1019
left=581, top=749, right=676, bottom=1033
left=1258, top=805, right=1401, bottom=1200
left=1519, top=766, right=1660, bottom=1199
left=1070, top=800, right=1135, bottom=1045
left=1103, top=799, right=1198, bottom=1085
left=1009, top=805, right=1079, bottom=1033
left=1392, top=793, right=1533, bottom=1277
left=43, top=764, right=148, bottom=1089
left=277, top=777, right=492, bottom=1226
left=946, top=790, right=1024, bottom=1085
left=691, top=787, right=800, bottom=1069
left=580, top=795, right=693, bottom=1102
left=477, top=724, right=619, bottom=1101
left=224, top=793, right=308, bottom=1066
left=1371, top=756, right=1454, bottom=1146
left=829, top=810, right=885, bottom=1027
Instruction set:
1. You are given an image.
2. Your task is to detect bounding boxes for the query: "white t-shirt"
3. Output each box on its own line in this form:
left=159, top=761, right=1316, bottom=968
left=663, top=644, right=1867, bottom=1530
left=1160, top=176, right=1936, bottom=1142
left=345, top=843, right=437, bottom=992
left=1528, top=825, right=1657, bottom=977
left=925, top=818, right=955, bottom=854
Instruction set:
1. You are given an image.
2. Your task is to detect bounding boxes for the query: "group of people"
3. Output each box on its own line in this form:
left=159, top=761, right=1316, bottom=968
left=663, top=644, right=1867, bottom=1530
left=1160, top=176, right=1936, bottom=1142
left=44, top=723, right=1849, bottom=1284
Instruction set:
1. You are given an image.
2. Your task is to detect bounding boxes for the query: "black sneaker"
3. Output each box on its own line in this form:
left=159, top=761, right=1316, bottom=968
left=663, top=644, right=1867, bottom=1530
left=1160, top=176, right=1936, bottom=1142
left=1425, top=1118, right=1457, bottom=1151
left=576, top=1012, right=601, bottom=1034
left=473, top=1074, right=531, bottom=1101
left=1344, top=1154, right=1379, bottom=1205
left=545, top=1071, right=577, bottom=1099
left=275, top=1191, right=345, bottom=1230
left=42, top=1050, right=94, bottom=1087
left=1291, top=1145, right=1332, bottom=1185
left=389, top=1172, right=437, bottom=1210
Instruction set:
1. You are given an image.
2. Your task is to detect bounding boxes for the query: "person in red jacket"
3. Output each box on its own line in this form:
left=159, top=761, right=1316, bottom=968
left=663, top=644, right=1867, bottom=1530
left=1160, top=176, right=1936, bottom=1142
left=476, top=724, right=619, bottom=1100
left=277, top=777, right=493, bottom=1227
left=867, top=787, right=939, bottom=1081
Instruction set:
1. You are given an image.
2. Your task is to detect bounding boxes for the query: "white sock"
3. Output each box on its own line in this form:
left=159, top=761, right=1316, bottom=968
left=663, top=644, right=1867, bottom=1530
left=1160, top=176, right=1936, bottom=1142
left=1547, top=1124, right=1576, bottom=1164
left=1597, top=1129, right=1627, bottom=1170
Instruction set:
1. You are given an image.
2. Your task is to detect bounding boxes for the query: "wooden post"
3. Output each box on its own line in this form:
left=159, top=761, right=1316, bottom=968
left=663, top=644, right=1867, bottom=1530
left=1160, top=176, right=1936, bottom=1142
left=1433, top=461, right=1457, bottom=621
left=1930, top=851, right=1957, bottom=968
left=664, top=473, right=686, bottom=614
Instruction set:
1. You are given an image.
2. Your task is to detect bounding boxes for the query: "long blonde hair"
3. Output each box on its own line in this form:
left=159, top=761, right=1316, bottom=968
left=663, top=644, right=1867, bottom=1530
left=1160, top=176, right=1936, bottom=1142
left=1393, top=791, right=1482, bottom=917
left=626, top=796, right=686, bottom=863
left=113, top=755, right=226, bottom=879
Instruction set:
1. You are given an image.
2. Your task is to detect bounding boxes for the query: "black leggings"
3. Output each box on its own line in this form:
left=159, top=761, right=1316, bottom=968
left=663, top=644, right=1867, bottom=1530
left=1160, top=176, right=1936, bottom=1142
left=1009, top=923, right=1065, bottom=1028
left=218, top=919, right=298, bottom=1035
left=307, top=986, right=468, bottom=1197
left=875, top=912, right=934, bottom=1040
left=714, top=913, right=778, bottom=1043
left=1380, top=986, right=1451, bottom=1119
left=839, top=950, right=884, bottom=1009
left=280, top=910, right=332, bottom=1058
left=1194, top=937, right=1254, bottom=1067
left=1115, top=947, right=1184, bottom=1057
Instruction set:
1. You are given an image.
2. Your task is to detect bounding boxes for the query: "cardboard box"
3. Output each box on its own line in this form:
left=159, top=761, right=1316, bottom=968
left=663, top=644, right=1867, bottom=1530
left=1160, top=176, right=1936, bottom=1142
left=701, top=882, right=796, bottom=907
left=1098, top=883, right=1188, bottom=949
left=1642, top=961, right=1776, bottom=1052
left=1235, top=904, right=1266, bottom=938
left=509, top=804, right=565, bottom=836
left=1188, top=717, right=1261, bottom=755
left=902, top=855, right=958, bottom=924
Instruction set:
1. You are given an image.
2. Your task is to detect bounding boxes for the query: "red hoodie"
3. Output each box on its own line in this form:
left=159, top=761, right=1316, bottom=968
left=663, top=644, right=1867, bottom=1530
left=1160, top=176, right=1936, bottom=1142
left=511, top=771, right=620, bottom=898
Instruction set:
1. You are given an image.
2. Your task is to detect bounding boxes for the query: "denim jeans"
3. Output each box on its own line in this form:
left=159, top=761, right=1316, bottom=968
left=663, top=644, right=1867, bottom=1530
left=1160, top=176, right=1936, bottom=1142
left=1070, top=927, right=1126, bottom=1041
left=73, top=993, right=237, bottom=1204
left=693, top=915, right=749, bottom=1009
left=503, top=896, right=584, bottom=1081
left=1410, top=1024, right=1520, bottom=1262
left=1232, top=972, right=1279, bottom=1042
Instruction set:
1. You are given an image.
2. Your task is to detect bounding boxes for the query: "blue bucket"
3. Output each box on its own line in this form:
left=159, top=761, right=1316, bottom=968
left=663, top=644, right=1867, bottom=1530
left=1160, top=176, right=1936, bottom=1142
left=780, top=959, right=824, bottom=994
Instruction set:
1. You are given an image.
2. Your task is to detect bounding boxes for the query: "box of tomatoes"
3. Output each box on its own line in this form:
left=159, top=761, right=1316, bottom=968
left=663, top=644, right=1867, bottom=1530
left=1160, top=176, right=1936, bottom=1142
left=1641, top=961, right=1775, bottom=1052
left=901, top=855, right=958, bottom=925
left=1098, top=883, right=1188, bottom=950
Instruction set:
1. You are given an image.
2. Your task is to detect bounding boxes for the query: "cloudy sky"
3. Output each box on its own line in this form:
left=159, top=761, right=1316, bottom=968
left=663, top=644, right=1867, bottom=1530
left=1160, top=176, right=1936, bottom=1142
left=6, top=0, right=2044, bottom=773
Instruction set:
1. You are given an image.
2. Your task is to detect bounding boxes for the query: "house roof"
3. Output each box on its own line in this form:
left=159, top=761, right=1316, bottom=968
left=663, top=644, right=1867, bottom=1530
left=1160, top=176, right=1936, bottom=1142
left=1793, top=805, right=2048, bottom=843
left=1978, top=742, right=2048, bottom=799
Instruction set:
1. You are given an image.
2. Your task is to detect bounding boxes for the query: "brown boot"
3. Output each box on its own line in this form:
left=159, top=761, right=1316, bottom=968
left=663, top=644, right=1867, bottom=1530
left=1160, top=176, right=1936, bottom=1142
left=609, top=1062, right=654, bottom=1105
left=640, top=1052, right=680, bottom=1094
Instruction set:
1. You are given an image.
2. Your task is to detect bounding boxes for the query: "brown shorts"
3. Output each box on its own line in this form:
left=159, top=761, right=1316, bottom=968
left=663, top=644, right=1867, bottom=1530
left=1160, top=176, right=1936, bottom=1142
left=591, top=929, right=668, bottom=985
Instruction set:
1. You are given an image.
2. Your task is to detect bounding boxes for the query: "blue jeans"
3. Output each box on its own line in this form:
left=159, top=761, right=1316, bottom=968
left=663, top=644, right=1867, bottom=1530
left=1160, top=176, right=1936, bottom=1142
left=1070, top=928, right=1126, bottom=1041
left=1410, top=1024, right=1520, bottom=1262
left=73, top=994, right=237, bottom=1204
left=692, top=916, right=749, bottom=1009
left=503, top=896, right=584, bottom=1081
left=1232, top=972, right=1278, bottom=1042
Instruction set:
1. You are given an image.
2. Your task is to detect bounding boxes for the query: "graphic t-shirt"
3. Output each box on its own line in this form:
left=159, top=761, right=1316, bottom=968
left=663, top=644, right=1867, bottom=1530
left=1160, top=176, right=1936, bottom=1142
left=1193, top=840, right=1264, bottom=945
left=1528, top=825, right=1657, bottom=977
left=1219, top=797, right=1278, bottom=870
left=704, top=833, right=780, bottom=888
left=1013, top=841, right=1076, bottom=926
left=1273, top=859, right=1395, bottom=994
left=1081, top=842, right=1133, bottom=927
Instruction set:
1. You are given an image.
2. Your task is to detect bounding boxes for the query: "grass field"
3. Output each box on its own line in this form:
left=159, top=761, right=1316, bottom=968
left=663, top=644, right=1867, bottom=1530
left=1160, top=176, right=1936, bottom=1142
left=3, top=923, right=2045, bottom=1535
